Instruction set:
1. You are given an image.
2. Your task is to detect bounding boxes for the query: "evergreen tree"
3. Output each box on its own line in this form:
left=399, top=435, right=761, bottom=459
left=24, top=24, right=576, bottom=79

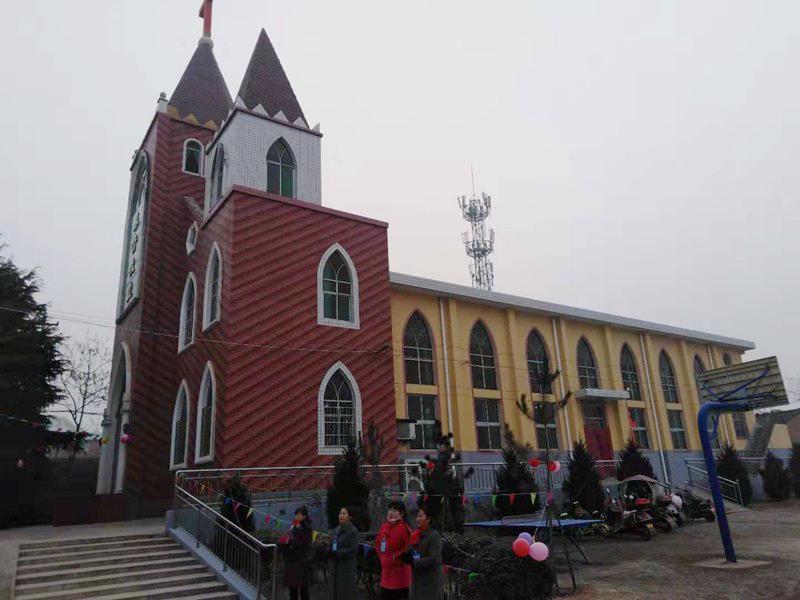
left=760, top=451, right=791, bottom=501
left=790, top=444, right=800, bottom=499
left=562, top=440, right=605, bottom=514
left=326, top=438, right=370, bottom=531
left=615, top=438, right=656, bottom=481
left=221, top=476, right=255, bottom=532
left=494, top=425, right=540, bottom=516
left=716, top=443, right=752, bottom=506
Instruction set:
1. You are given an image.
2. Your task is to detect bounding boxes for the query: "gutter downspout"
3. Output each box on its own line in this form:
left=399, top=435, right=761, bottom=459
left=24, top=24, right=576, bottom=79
left=639, top=332, right=670, bottom=485
left=439, top=298, right=454, bottom=434
left=551, top=318, right=573, bottom=452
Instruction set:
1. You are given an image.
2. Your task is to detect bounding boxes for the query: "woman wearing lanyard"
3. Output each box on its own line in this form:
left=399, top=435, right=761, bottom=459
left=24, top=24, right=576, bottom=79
left=375, top=501, right=412, bottom=599
left=280, top=506, right=313, bottom=600
left=329, top=506, right=358, bottom=600
left=404, top=506, right=443, bottom=600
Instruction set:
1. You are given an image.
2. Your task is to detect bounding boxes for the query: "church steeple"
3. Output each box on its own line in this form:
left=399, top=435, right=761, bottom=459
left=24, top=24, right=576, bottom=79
left=236, top=29, right=307, bottom=127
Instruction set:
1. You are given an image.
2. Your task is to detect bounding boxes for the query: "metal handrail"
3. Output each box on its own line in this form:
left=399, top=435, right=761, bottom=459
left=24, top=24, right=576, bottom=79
left=686, top=463, right=743, bottom=506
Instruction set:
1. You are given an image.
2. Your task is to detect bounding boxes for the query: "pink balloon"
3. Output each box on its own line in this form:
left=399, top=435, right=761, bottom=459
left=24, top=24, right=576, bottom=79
left=551, top=460, right=561, bottom=473
left=517, top=532, right=533, bottom=544
left=528, top=541, right=549, bottom=561
left=512, top=538, right=530, bottom=558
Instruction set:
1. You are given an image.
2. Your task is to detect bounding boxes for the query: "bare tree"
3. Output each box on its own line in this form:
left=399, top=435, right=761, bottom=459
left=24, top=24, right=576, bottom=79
left=55, top=335, right=111, bottom=455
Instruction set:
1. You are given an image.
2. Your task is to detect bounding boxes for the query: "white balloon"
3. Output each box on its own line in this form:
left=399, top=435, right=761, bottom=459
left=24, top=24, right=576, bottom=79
left=670, top=494, right=683, bottom=509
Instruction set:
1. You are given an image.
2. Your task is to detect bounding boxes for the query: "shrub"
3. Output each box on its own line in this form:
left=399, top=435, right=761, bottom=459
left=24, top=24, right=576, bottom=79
left=325, top=438, right=371, bottom=531
left=220, top=476, right=255, bottom=532
left=760, top=451, right=791, bottom=501
left=715, top=443, right=752, bottom=506
left=494, top=426, right=540, bottom=517
left=615, top=438, right=655, bottom=481
left=562, top=440, right=605, bottom=514
left=790, top=444, right=800, bottom=499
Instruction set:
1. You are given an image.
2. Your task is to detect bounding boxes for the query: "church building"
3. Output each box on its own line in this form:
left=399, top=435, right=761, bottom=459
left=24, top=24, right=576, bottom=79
left=96, top=5, right=791, bottom=513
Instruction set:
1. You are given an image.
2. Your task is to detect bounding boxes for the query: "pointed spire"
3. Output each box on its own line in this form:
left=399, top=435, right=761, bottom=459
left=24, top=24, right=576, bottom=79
left=168, top=41, right=232, bottom=129
left=236, top=29, right=307, bottom=125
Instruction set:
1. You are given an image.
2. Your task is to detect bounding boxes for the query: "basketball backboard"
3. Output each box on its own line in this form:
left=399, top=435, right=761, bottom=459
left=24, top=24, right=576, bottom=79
left=695, top=356, right=787, bottom=410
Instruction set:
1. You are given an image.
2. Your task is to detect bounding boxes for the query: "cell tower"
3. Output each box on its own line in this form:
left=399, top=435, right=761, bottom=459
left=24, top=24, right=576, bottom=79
left=458, top=188, right=495, bottom=291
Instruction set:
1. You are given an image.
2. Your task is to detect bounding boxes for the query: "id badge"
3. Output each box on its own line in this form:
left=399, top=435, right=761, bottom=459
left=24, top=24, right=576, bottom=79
left=413, top=551, right=420, bottom=560
left=380, top=538, right=387, bottom=553
left=332, top=540, right=338, bottom=552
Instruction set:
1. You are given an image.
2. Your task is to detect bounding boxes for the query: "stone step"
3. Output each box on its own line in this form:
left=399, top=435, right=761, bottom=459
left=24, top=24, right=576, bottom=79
left=14, top=573, right=224, bottom=600
left=14, top=556, right=199, bottom=585
left=176, top=593, right=239, bottom=600
left=15, top=548, right=190, bottom=574
left=17, top=542, right=181, bottom=566
left=87, top=585, right=236, bottom=600
left=19, top=534, right=163, bottom=551
left=15, top=564, right=208, bottom=594
left=18, top=536, right=173, bottom=558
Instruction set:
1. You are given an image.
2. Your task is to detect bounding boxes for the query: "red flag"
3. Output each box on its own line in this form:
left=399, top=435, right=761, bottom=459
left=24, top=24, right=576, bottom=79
left=509, top=494, right=516, bottom=505
left=461, top=494, right=468, bottom=505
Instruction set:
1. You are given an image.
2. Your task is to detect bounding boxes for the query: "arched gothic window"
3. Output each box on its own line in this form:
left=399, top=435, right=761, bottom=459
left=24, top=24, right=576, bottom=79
left=470, top=321, right=497, bottom=390
left=318, top=245, right=359, bottom=328
left=185, top=222, right=198, bottom=255
left=693, top=355, right=705, bottom=379
left=203, top=245, right=222, bottom=329
left=577, top=338, right=599, bottom=389
left=183, top=139, right=203, bottom=175
left=527, top=330, right=551, bottom=394
left=170, top=382, right=190, bottom=469
left=659, top=351, right=680, bottom=403
left=620, top=345, right=641, bottom=400
left=209, top=144, right=225, bottom=210
left=119, top=151, right=149, bottom=312
left=267, top=138, right=295, bottom=198
left=195, top=363, right=217, bottom=463
left=318, top=363, right=362, bottom=454
left=178, top=274, right=196, bottom=351
left=404, top=312, right=434, bottom=385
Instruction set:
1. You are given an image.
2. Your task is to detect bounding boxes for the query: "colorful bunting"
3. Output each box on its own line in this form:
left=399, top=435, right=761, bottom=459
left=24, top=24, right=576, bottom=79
left=509, top=493, right=516, bottom=505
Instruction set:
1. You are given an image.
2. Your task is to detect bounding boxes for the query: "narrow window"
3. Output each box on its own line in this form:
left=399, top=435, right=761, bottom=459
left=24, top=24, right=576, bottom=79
left=527, top=330, right=552, bottom=394
left=475, top=398, right=501, bottom=450
left=203, top=245, right=222, bottom=329
left=407, top=394, right=437, bottom=450
left=659, top=351, right=680, bottom=403
left=620, top=345, right=641, bottom=400
left=469, top=322, right=497, bottom=390
left=733, top=413, right=750, bottom=439
left=195, top=363, right=216, bottom=462
left=209, top=144, right=225, bottom=210
left=170, top=383, right=190, bottom=468
left=577, top=338, right=599, bottom=389
left=267, top=138, right=295, bottom=198
left=404, top=312, right=434, bottom=385
left=628, top=407, right=650, bottom=449
left=668, top=409, right=687, bottom=449
left=183, top=139, right=203, bottom=175
left=178, top=275, right=196, bottom=351
left=535, top=403, right=559, bottom=450
left=318, top=245, right=359, bottom=328
left=323, top=371, right=355, bottom=447
left=723, top=353, right=733, bottom=366
left=120, top=152, right=149, bottom=312
left=185, top=223, right=198, bottom=255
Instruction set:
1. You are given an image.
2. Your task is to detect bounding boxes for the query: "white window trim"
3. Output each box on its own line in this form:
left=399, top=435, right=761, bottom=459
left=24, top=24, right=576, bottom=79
left=178, top=273, right=197, bottom=352
left=316, top=243, right=360, bottom=330
left=206, top=145, right=226, bottom=217
left=186, top=222, right=198, bottom=255
left=317, top=361, right=362, bottom=456
left=182, top=138, right=204, bottom=176
left=169, top=381, right=191, bottom=471
left=202, top=243, right=222, bottom=331
left=195, top=362, right=217, bottom=464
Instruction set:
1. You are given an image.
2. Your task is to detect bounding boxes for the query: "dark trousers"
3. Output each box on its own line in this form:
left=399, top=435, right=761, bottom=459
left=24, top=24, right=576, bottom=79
left=289, top=585, right=309, bottom=600
left=380, top=588, right=409, bottom=600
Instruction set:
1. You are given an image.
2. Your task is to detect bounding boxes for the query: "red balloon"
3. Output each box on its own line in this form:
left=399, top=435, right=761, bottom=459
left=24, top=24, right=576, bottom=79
left=547, top=461, right=558, bottom=472
left=512, top=538, right=530, bottom=558
left=426, top=461, right=435, bottom=471
left=528, top=458, right=541, bottom=468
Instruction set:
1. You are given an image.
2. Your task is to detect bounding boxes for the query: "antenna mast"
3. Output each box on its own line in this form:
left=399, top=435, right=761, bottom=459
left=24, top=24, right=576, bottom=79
left=458, top=178, right=495, bottom=291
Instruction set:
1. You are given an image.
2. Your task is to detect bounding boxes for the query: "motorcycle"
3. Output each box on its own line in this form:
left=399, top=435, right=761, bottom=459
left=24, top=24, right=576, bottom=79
left=675, top=488, right=715, bottom=522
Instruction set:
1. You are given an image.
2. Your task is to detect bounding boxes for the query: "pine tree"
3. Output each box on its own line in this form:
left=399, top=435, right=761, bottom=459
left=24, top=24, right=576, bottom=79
left=326, top=438, right=370, bottom=531
left=221, top=476, right=255, bottom=532
left=760, top=451, right=791, bottom=501
left=493, top=425, right=540, bottom=516
left=790, top=444, right=800, bottom=499
left=615, top=438, right=656, bottom=481
left=562, top=440, right=606, bottom=514
left=715, top=443, right=753, bottom=506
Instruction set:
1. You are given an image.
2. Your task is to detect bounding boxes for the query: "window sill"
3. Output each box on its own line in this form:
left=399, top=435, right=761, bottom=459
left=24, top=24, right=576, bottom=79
left=169, top=462, right=188, bottom=472
left=177, top=341, right=195, bottom=355
left=182, top=169, right=204, bottom=177
left=202, top=318, right=220, bottom=334
left=195, top=455, right=214, bottom=465
left=318, top=446, right=347, bottom=456
left=317, top=317, right=360, bottom=330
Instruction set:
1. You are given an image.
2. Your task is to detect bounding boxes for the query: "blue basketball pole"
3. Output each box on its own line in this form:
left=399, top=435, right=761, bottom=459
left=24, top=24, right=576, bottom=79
left=697, top=400, right=750, bottom=563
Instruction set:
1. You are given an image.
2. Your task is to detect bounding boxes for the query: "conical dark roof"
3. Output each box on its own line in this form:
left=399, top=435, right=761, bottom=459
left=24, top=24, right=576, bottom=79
left=169, top=41, right=232, bottom=128
left=236, top=29, right=306, bottom=124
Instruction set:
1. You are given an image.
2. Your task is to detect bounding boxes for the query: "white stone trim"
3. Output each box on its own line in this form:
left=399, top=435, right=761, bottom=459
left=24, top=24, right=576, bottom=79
left=169, top=380, right=191, bottom=471
left=202, top=243, right=222, bottom=331
left=316, top=243, right=360, bottom=330
left=317, top=361, right=362, bottom=456
left=178, top=273, right=197, bottom=352
left=185, top=222, right=198, bottom=255
left=182, top=138, right=204, bottom=176
left=195, top=362, right=218, bottom=464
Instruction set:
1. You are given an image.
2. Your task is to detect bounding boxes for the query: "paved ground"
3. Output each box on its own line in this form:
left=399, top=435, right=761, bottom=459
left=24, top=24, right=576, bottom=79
left=0, top=517, right=163, bottom=600
left=565, top=499, right=800, bottom=600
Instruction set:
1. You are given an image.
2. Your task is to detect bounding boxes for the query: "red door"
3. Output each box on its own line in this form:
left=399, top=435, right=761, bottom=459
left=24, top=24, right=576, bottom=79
left=582, top=400, right=614, bottom=476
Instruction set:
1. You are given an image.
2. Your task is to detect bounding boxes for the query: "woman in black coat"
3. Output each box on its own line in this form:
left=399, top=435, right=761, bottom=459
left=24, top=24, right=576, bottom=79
left=407, top=506, right=443, bottom=600
left=329, top=506, right=359, bottom=600
left=281, top=506, right=313, bottom=600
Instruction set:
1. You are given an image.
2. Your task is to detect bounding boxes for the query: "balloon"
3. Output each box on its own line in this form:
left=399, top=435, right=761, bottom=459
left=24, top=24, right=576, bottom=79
left=528, top=458, right=541, bottom=468
left=120, top=434, right=131, bottom=444
left=517, top=532, right=533, bottom=544
left=670, top=494, right=683, bottom=509
left=426, top=461, right=435, bottom=471
left=512, top=538, right=530, bottom=558
left=528, top=542, right=549, bottom=561
left=547, top=460, right=561, bottom=472
left=16, top=459, right=24, bottom=469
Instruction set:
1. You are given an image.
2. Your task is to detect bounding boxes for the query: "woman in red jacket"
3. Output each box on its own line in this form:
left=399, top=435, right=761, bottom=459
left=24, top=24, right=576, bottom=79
left=375, top=500, right=412, bottom=599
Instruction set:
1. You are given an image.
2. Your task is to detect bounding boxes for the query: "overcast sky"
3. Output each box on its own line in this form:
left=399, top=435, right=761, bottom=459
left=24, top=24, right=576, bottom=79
left=2, top=1, right=798, bottom=426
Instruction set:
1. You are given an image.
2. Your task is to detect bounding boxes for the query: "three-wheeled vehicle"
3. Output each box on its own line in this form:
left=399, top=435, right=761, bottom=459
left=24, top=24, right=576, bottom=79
left=617, top=475, right=683, bottom=533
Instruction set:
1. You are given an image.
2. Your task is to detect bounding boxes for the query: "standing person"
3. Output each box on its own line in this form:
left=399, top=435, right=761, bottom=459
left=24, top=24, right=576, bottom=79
left=375, top=501, right=412, bottom=599
left=330, top=506, right=359, bottom=600
left=406, top=506, right=443, bottom=600
left=281, top=506, right=313, bottom=600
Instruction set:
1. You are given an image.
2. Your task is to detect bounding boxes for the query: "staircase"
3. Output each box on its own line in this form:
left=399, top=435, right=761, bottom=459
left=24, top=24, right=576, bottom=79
left=12, top=533, right=237, bottom=600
